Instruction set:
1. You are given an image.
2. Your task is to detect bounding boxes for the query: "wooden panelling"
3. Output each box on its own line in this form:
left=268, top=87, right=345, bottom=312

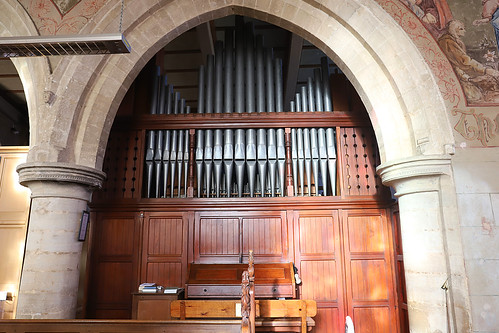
left=147, top=217, right=184, bottom=255
left=342, top=209, right=398, bottom=332
left=339, top=127, right=386, bottom=197
left=293, top=210, right=344, bottom=333
left=87, top=213, right=140, bottom=319
left=141, top=213, right=188, bottom=288
left=300, top=260, right=338, bottom=301
left=194, top=211, right=288, bottom=263
left=298, top=216, right=335, bottom=255
left=93, top=128, right=142, bottom=201
left=242, top=217, right=284, bottom=256
left=313, top=307, right=340, bottom=333
left=199, top=218, right=239, bottom=255
left=350, top=260, right=389, bottom=301
left=347, top=215, right=386, bottom=253
left=145, top=262, right=183, bottom=287
left=353, top=307, right=390, bottom=333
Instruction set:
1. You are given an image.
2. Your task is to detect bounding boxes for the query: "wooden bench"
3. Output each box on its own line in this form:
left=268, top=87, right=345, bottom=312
left=170, top=299, right=316, bottom=332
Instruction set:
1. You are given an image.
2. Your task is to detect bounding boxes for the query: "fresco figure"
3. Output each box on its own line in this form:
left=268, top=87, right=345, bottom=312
left=473, top=0, right=499, bottom=55
left=439, top=20, right=499, bottom=103
left=401, top=0, right=453, bottom=38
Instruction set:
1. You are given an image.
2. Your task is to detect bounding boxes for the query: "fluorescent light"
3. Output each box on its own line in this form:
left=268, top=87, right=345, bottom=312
left=0, top=33, right=131, bottom=57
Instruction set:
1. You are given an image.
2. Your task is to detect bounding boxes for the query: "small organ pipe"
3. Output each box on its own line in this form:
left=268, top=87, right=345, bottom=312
left=195, top=130, right=204, bottom=197
left=274, top=58, right=284, bottom=113
left=256, top=35, right=265, bottom=113
left=290, top=101, right=299, bottom=196
left=224, top=29, right=234, bottom=114
left=174, top=92, right=180, bottom=114
left=310, top=128, right=319, bottom=196
left=321, top=57, right=333, bottom=112
left=205, top=54, right=214, bottom=114
left=245, top=22, right=255, bottom=114
left=257, top=129, right=267, bottom=197
left=327, top=128, right=337, bottom=196
left=265, top=49, right=274, bottom=112
left=166, top=85, right=173, bottom=114
left=177, top=129, right=184, bottom=197
left=163, top=130, right=171, bottom=197
left=183, top=129, right=189, bottom=197
left=235, top=17, right=244, bottom=114
left=224, top=129, right=234, bottom=197
left=296, top=94, right=305, bottom=196
left=267, top=129, right=277, bottom=197
left=234, top=129, right=246, bottom=197
left=246, top=129, right=257, bottom=197
left=277, top=128, right=285, bottom=196
left=213, top=129, right=224, bottom=197
left=204, top=129, right=214, bottom=197
left=314, top=68, right=324, bottom=112
left=170, top=130, right=178, bottom=198
left=215, top=41, right=223, bottom=114
left=198, top=65, right=205, bottom=114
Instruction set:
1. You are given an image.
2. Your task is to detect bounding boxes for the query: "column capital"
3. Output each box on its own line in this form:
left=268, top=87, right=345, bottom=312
left=377, top=154, right=452, bottom=197
left=16, top=162, right=106, bottom=200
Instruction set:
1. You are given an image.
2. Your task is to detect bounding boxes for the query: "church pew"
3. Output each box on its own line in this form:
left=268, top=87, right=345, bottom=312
left=0, top=319, right=241, bottom=333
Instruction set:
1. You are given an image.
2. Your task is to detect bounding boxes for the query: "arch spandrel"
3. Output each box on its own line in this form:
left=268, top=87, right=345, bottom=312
left=29, top=0, right=454, bottom=169
left=0, top=0, right=50, bottom=152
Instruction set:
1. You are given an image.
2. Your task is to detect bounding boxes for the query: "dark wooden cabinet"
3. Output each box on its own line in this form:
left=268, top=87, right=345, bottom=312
left=131, top=291, right=184, bottom=320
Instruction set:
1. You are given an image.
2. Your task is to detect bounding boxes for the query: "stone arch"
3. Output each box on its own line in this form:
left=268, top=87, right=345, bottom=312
left=36, top=0, right=454, bottom=169
left=0, top=0, right=51, bottom=147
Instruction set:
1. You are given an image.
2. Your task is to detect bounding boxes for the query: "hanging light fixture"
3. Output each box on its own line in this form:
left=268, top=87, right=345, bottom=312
left=0, top=0, right=130, bottom=57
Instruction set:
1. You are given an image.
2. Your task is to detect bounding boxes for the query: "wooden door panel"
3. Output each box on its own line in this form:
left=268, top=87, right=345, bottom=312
left=350, top=260, right=389, bottom=301
left=300, top=260, right=338, bottom=301
left=298, top=216, right=335, bottom=255
left=342, top=209, right=397, bottom=331
left=147, top=217, right=184, bottom=255
left=353, top=307, right=390, bottom=333
left=87, top=212, right=140, bottom=318
left=346, top=215, right=386, bottom=253
left=145, top=262, right=183, bottom=287
left=314, top=307, right=341, bottom=333
left=141, top=213, right=188, bottom=288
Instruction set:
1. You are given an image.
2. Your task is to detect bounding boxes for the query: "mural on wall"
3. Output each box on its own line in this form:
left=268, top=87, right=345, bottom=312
left=19, top=0, right=105, bottom=35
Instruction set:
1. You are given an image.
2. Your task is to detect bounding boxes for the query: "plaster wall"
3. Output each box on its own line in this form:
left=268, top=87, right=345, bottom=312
left=452, top=147, right=499, bottom=332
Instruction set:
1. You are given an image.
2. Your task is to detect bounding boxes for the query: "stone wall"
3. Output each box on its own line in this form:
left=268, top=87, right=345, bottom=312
left=453, top=147, right=499, bottom=332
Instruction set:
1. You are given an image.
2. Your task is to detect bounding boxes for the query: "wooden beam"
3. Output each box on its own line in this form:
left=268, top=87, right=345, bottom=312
left=196, top=22, right=215, bottom=63
left=284, top=33, right=303, bottom=108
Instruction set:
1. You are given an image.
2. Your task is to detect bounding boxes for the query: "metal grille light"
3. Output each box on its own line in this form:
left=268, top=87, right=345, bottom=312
left=0, top=0, right=130, bottom=57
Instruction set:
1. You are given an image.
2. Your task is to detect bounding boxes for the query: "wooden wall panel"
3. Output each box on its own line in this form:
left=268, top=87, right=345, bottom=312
left=350, top=260, right=389, bottom=301
left=314, top=307, right=340, bottom=333
left=87, top=213, right=140, bottom=319
left=353, top=307, right=390, bottom=333
left=145, top=262, right=183, bottom=287
left=199, top=218, right=239, bottom=255
left=293, top=211, right=344, bottom=333
left=194, top=212, right=288, bottom=263
left=300, top=260, right=338, bottom=301
left=242, top=217, right=284, bottom=257
left=342, top=210, right=397, bottom=332
left=141, top=213, right=188, bottom=288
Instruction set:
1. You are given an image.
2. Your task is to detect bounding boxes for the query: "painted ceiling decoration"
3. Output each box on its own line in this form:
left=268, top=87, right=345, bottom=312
left=51, top=0, right=82, bottom=16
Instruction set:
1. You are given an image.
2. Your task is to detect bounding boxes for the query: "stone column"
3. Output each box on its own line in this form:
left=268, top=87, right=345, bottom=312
left=15, top=162, right=105, bottom=319
left=378, top=155, right=472, bottom=333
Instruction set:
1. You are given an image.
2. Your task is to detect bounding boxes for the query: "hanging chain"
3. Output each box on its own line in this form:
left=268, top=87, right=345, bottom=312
left=119, top=0, right=124, bottom=33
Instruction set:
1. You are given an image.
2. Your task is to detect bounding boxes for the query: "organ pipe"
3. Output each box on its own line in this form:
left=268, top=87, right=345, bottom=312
left=144, top=21, right=337, bottom=199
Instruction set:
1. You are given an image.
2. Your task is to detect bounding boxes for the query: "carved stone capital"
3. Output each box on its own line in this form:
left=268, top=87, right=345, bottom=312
left=377, top=154, right=452, bottom=197
left=16, top=162, right=106, bottom=199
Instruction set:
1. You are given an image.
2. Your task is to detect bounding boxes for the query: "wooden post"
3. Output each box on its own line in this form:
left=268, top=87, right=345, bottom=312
left=187, top=129, right=195, bottom=197
left=284, top=128, right=294, bottom=196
